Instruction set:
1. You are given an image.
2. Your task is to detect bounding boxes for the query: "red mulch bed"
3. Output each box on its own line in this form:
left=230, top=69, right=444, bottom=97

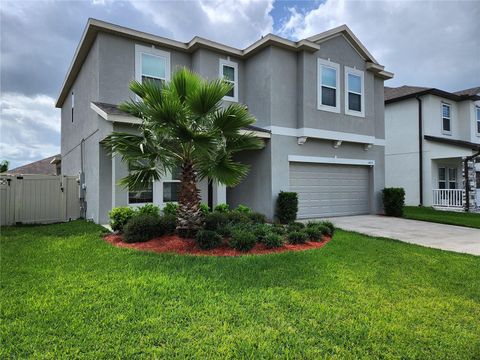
left=104, top=233, right=331, bottom=257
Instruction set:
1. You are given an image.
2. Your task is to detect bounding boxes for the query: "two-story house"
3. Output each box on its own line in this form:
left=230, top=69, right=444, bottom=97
left=56, top=19, right=393, bottom=223
left=385, top=86, right=480, bottom=210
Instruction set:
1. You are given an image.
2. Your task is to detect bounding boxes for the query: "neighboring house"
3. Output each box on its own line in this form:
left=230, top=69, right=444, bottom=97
left=56, top=19, right=392, bottom=223
left=385, top=86, right=480, bottom=210
left=6, top=155, right=61, bottom=176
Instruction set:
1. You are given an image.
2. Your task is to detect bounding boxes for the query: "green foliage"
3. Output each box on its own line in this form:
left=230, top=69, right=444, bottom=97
left=317, top=224, right=331, bottom=237
left=0, top=160, right=9, bottom=173
left=226, top=211, right=250, bottom=225
left=320, top=221, right=335, bottom=236
left=382, top=187, right=406, bottom=217
left=204, top=212, right=230, bottom=231
left=234, top=204, right=252, bottom=213
left=160, top=214, right=177, bottom=235
left=287, top=230, right=309, bottom=244
left=276, top=191, right=298, bottom=224
left=214, top=203, right=230, bottom=213
left=109, top=206, right=136, bottom=232
left=163, top=203, right=179, bottom=217
left=200, top=203, right=210, bottom=215
left=263, top=233, right=284, bottom=249
left=270, top=224, right=287, bottom=235
left=136, top=203, right=160, bottom=217
left=195, top=230, right=223, bottom=250
left=123, top=214, right=165, bottom=243
left=253, top=224, right=271, bottom=242
left=306, top=221, right=320, bottom=228
left=287, top=222, right=305, bottom=233
left=305, top=226, right=323, bottom=242
left=229, top=227, right=257, bottom=251
left=248, top=211, right=267, bottom=224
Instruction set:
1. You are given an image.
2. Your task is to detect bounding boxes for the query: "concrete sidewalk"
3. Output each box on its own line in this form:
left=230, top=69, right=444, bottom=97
left=325, top=215, right=480, bottom=256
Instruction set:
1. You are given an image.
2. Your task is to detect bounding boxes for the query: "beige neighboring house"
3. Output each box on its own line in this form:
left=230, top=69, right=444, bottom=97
left=6, top=155, right=62, bottom=176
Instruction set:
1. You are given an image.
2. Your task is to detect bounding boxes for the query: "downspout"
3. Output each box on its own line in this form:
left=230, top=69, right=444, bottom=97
left=463, top=150, right=480, bottom=212
left=416, top=96, right=423, bottom=206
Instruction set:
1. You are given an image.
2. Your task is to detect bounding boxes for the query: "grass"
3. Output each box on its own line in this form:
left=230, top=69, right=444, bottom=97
left=1, top=221, right=479, bottom=359
left=404, top=206, right=480, bottom=229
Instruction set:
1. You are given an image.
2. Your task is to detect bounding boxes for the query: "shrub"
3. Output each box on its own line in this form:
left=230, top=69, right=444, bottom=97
left=287, top=222, right=305, bottom=232
left=234, top=204, right=252, bottom=213
left=320, top=221, right=335, bottom=236
left=382, top=187, right=405, bottom=217
left=248, top=212, right=267, bottom=224
left=264, top=233, right=284, bottom=249
left=136, top=203, right=160, bottom=217
left=306, top=221, right=320, bottom=228
left=276, top=191, right=298, bottom=224
left=123, top=214, right=165, bottom=243
left=204, top=212, right=229, bottom=231
left=214, top=203, right=230, bottom=213
left=216, top=224, right=232, bottom=238
left=109, top=206, right=136, bottom=232
left=305, top=226, right=323, bottom=242
left=317, top=224, right=331, bottom=237
left=195, top=230, right=222, bottom=250
left=270, top=224, right=286, bottom=235
left=200, top=203, right=210, bottom=215
left=160, top=214, right=177, bottom=234
left=163, top=203, right=179, bottom=216
left=287, top=230, right=309, bottom=244
left=226, top=211, right=250, bottom=225
left=253, top=224, right=271, bottom=242
left=230, top=228, right=257, bottom=251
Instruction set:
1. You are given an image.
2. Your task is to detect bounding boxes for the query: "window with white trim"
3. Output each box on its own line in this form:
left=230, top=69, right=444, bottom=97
left=163, top=167, right=181, bottom=203
left=317, top=59, right=340, bottom=113
left=344, top=67, right=364, bottom=117
left=135, top=44, right=170, bottom=87
left=438, top=167, right=457, bottom=189
left=476, top=106, right=480, bottom=134
left=442, top=103, right=451, bottom=134
left=219, top=59, right=238, bottom=102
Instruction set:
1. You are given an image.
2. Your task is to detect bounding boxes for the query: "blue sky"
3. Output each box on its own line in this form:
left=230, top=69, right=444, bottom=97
left=1, top=0, right=479, bottom=169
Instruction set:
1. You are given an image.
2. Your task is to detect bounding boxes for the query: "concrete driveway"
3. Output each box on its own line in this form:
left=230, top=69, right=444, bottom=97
left=325, top=215, right=480, bottom=256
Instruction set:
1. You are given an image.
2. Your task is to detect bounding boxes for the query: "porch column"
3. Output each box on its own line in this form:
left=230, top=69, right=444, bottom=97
left=212, top=182, right=226, bottom=206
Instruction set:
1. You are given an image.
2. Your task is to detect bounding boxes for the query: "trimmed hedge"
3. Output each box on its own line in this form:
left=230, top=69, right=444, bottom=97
left=276, top=191, right=298, bottom=224
left=382, top=187, right=405, bottom=217
left=123, top=214, right=165, bottom=243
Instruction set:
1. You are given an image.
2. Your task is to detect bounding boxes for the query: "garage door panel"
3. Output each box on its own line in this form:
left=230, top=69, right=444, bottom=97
left=289, top=162, right=370, bottom=218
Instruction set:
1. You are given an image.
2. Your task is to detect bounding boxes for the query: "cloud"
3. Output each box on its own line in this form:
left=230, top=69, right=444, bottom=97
left=276, top=0, right=480, bottom=91
left=0, top=93, right=60, bottom=168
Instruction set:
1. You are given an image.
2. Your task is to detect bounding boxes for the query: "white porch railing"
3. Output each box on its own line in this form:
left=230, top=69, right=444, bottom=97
left=432, top=189, right=464, bottom=209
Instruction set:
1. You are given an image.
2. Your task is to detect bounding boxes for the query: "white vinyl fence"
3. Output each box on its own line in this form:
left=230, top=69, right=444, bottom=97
left=0, top=175, right=80, bottom=226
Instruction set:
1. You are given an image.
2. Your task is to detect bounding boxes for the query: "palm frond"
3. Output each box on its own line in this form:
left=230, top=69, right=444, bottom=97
left=213, top=103, right=257, bottom=135
left=187, top=79, right=231, bottom=117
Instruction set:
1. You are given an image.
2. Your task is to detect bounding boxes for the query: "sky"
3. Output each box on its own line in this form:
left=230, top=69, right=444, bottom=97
left=1, top=0, right=479, bottom=169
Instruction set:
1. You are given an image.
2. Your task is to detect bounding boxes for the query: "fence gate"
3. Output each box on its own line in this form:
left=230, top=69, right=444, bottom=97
left=0, top=175, right=80, bottom=226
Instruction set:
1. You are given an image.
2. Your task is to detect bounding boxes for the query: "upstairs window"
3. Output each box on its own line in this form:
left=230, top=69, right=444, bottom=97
left=476, top=106, right=480, bottom=134
left=345, top=67, right=364, bottom=117
left=163, top=167, right=181, bottom=203
left=135, top=45, right=170, bottom=87
left=442, top=103, right=451, bottom=134
left=219, top=59, right=238, bottom=102
left=317, top=59, right=340, bottom=113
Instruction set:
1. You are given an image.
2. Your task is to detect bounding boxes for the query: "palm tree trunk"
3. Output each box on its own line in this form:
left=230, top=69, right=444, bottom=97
left=176, top=160, right=203, bottom=237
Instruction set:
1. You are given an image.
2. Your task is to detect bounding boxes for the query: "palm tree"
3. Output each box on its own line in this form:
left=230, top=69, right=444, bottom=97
left=104, top=68, right=264, bottom=235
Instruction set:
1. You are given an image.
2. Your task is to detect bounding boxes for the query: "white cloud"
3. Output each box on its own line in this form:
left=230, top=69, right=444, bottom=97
left=277, top=0, right=480, bottom=91
left=0, top=93, right=60, bottom=168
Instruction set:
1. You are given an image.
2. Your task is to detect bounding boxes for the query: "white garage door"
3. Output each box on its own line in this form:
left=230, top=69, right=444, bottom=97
left=289, top=162, right=370, bottom=218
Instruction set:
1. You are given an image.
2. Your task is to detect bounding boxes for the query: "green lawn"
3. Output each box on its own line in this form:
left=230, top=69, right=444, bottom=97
left=1, top=221, right=479, bottom=359
left=404, top=206, right=480, bottom=229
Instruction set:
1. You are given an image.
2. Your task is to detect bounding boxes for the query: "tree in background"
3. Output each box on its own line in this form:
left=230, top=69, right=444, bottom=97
left=0, top=160, right=9, bottom=173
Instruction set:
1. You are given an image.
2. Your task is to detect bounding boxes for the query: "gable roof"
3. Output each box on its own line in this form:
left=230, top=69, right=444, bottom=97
left=385, top=85, right=480, bottom=104
left=454, top=86, right=480, bottom=97
left=56, top=19, right=392, bottom=108
left=7, top=155, right=61, bottom=175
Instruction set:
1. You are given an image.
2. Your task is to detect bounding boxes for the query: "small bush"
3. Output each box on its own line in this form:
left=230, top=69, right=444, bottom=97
left=226, top=211, right=250, bottom=225
left=270, top=224, right=286, bottom=235
left=160, top=214, right=177, bottom=234
left=123, top=214, right=165, bottom=243
left=253, top=224, right=271, bottom=242
left=204, top=212, right=229, bottom=231
left=235, top=204, right=252, bottom=213
left=216, top=224, right=232, bottom=237
left=200, top=203, right=210, bottom=215
left=276, top=191, right=298, bottom=224
left=264, top=233, right=284, bottom=248
left=382, top=187, right=405, bottom=217
left=163, top=203, right=179, bottom=216
left=248, top=212, right=267, bottom=224
left=287, top=222, right=305, bottom=232
left=317, top=224, right=331, bottom=237
left=195, top=230, right=222, bottom=250
left=214, top=203, right=230, bottom=213
left=136, top=203, right=160, bottom=217
left=109, top=206, right=136, bottom=232
left=287, top=230, right=309, bottom=244
left=305, top=226, right=323, bottom=242
left=230, top=228, right=257, bottom=251
left=306, top=221, right=320, bottom=228
left=320, top=221, right=335, bottom=236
